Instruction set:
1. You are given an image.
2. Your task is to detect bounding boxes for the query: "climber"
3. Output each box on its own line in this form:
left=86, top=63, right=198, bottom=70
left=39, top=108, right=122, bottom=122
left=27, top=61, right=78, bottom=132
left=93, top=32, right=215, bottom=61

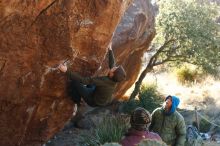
left=58, top=42, right=126, bottom=107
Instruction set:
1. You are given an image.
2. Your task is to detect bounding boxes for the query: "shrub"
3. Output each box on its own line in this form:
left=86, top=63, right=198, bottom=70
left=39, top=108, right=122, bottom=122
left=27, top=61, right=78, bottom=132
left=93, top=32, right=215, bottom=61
left=122, top=84, right=163, bottom=114
left=175, top=66, right=202, bottom=84
left=139, top=84, right=163, bottom=113
left=199, top=118, right=212, bottom=133
left=121, top=99, right=138, bottom=114
left=79, top=115, right=130, bottom=145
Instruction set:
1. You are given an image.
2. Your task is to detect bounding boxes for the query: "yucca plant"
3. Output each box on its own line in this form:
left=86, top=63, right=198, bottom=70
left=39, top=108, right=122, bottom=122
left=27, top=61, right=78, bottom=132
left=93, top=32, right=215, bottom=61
left=79, top=115, right=130, bottom=145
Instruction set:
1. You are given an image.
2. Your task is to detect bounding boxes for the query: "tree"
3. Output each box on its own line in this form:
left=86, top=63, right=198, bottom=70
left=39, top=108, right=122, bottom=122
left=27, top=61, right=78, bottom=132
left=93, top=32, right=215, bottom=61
left=130, top=0, right=220, bottom=100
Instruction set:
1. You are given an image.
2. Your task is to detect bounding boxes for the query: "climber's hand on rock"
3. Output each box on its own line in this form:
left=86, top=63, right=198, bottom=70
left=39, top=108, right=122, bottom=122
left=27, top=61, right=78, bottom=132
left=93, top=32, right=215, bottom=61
left=108, top=42, right=112, bottom=50
left=58, top=64, right=67, bottom=73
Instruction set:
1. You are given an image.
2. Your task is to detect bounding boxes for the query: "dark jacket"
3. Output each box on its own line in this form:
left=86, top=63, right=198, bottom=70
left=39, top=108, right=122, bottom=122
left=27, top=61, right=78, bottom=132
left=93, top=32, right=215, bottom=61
left=66, top=50, right=117, bottom=106
left=149, top=96, right=186, bottom=146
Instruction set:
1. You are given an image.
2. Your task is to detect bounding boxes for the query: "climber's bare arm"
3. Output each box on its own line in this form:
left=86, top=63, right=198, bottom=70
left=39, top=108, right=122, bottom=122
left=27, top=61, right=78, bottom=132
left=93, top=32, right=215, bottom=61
left=108, top=42, right=112, bottom=50
left=108, top=42, right=116, bottom=68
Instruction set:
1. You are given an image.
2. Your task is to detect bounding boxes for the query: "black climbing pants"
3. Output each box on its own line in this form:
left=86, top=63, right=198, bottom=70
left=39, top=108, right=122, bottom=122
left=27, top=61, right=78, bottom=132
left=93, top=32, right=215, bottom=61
left=67, top=80, right=97, bottom=107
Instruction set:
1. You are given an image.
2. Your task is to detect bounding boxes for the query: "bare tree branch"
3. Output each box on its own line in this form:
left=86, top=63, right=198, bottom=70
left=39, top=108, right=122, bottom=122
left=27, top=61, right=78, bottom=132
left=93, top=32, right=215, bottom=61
left=151, top=39, right=176, bottom=58
left=129, top=39, right=176, bottom=100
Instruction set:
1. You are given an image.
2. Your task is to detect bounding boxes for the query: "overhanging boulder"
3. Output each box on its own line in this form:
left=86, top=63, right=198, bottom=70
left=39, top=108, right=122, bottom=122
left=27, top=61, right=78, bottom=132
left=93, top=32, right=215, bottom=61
left=0, top=0, right=155, bottom=145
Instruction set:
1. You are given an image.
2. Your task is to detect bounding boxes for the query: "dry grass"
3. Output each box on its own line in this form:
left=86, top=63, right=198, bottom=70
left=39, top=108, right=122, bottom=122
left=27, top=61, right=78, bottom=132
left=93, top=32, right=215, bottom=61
left=204, top=141, right=220, bottom=146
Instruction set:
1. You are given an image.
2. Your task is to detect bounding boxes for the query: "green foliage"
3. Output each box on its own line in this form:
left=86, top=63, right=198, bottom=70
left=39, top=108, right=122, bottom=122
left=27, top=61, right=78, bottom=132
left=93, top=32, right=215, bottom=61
left=79, top=130, right=100, bottom=146
left=121, top=99, right=139, bottom=114
left=199, top=118, right=212, bottom=133
left=79, top=115, right=130, bottom=146
left=175, top=66, right=202, bottom=84
left=152, top=0, right=220, bottom=75
left=96, top=116, right=129, bottom=144
left=139, top=84, right=163, bottom=113
left=122, top=84, right=163, bottom=114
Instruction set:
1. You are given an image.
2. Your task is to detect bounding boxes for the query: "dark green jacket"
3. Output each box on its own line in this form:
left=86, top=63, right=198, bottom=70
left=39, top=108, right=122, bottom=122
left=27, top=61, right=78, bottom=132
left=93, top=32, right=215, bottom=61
left=149, top=107, right=186, bottom=146
left=66, top=50, right=117, bottom=106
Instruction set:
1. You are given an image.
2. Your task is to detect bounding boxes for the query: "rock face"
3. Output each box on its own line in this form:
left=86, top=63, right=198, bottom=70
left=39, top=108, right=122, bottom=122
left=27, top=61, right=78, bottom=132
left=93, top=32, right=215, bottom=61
left=0, top=0, right=155, bottom=146
left=97, top=0, right=155, bottom=98
left=114, top=0, right=155, bottom=98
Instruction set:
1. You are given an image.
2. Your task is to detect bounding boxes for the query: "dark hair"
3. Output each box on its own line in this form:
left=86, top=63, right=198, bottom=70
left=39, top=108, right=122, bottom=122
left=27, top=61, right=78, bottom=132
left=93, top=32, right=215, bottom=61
left=165, top=95, right=172, bottom=101
left=112, top=65, right=126, bottom=82
left=130, top=107, right=151, bottom=131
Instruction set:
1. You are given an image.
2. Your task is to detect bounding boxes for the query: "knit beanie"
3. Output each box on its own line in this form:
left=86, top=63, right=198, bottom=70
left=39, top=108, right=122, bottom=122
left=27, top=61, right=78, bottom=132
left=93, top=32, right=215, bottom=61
left=130, top=107, right=151, bottom=131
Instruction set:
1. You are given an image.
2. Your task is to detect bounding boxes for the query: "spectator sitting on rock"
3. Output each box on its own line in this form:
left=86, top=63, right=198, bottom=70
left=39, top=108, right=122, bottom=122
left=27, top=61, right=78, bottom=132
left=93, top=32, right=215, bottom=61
left=58, top=42, right=126, bottom=107
left=185, top=121, right=204, bottom=146
left=120, top=107, right=163, bottom=146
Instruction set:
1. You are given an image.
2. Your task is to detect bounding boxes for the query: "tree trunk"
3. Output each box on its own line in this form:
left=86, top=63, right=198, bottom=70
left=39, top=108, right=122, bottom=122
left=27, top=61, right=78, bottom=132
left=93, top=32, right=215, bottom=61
left=129, top=64, right=153, bottom=100
left=129, top=40, right=173, bottom=100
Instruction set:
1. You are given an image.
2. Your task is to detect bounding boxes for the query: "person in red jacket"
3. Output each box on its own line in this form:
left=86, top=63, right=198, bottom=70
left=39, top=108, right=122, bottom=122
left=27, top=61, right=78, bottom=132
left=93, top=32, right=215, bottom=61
left=120, top=107, right=162, bottom=146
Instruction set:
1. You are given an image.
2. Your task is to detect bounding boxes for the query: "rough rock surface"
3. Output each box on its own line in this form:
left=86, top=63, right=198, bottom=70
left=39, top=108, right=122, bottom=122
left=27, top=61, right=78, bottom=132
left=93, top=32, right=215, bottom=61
left=0, top=0, right=155, bottom=146
left=44, top=105, right=130, bottom=146
left=97, top=0, right=155, bottom=98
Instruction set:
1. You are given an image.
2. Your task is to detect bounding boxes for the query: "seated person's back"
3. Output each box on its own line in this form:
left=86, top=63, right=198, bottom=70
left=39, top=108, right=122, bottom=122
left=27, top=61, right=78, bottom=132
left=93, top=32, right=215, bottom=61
left=120, top=107, right=162, bottom=146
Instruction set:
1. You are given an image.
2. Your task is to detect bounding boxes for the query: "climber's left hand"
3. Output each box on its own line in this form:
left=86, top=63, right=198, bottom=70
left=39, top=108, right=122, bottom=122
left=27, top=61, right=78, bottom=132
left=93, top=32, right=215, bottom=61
left=58, top=64, right=67, bottom=73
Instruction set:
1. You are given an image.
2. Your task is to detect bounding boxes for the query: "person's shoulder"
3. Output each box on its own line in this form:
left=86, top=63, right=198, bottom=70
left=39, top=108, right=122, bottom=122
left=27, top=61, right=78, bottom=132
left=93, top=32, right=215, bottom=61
left=152, top=107, right=162, bottom=114
left=174, top=110, right=184, bottom=121
left=154, top=107, right=162, bottom=111
left=138, top=138, right=167, bottom=146
left=148, top=131, right=161, bottom=139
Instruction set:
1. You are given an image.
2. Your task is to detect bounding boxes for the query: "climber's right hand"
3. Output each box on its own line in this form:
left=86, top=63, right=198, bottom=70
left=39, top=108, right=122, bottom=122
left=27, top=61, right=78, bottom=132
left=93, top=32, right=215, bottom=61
left=58, top=64, right=67, bottom=73
left=108, top=42, right=112, bottom=50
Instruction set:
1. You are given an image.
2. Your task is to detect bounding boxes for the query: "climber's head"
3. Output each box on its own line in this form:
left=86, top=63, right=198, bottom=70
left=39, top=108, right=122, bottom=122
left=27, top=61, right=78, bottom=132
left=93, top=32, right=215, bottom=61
left=108, top=65, right=126, bottom=82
